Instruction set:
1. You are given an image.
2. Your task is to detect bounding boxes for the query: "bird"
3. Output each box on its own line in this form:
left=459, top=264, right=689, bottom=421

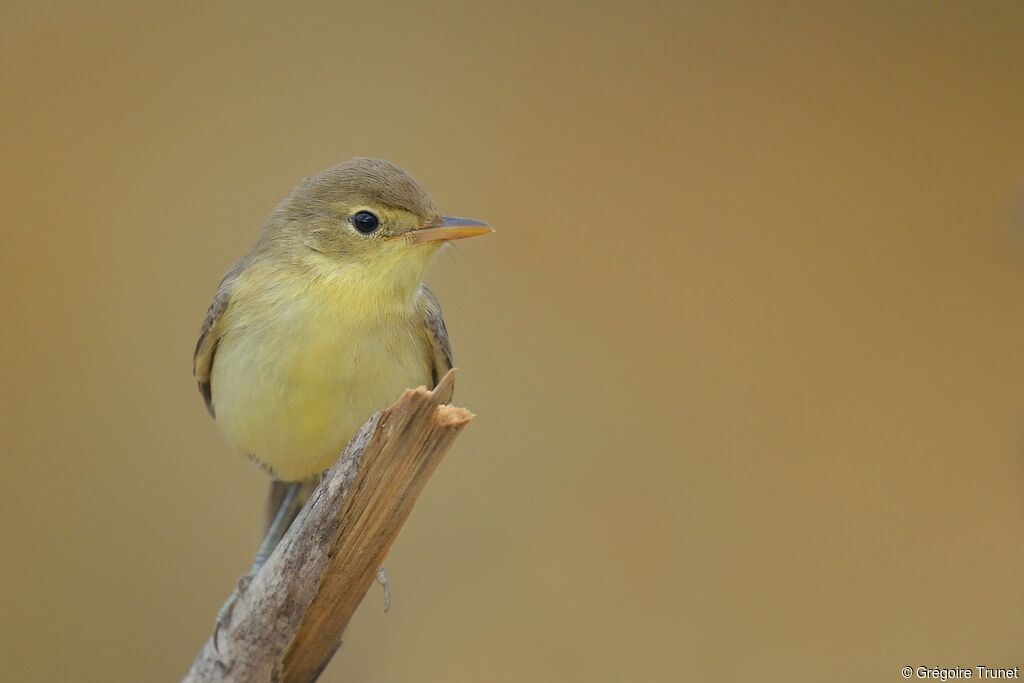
left=192, top=157, right=491, bottom=637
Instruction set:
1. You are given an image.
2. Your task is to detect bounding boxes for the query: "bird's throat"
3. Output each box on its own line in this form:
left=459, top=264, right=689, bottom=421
left=297, top=245, right=437, bottom=320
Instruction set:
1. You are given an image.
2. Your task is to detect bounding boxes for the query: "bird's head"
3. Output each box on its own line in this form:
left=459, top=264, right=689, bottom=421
left=264, top=158, right=491, bottom=289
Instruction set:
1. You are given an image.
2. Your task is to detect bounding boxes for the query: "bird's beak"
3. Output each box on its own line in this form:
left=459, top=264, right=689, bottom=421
left=407, top=216, right=493, bottom=244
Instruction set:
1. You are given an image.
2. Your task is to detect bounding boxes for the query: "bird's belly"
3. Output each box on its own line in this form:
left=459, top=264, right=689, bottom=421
left=211, top=311, right=431, bottom=481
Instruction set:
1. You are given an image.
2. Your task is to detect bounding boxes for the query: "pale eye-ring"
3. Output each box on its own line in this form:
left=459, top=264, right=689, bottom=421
left=352, top=210, right=380, bottom=234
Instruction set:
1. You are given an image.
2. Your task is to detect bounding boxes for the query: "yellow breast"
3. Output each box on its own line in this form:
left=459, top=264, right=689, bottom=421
left=210, top=259, right=433, bottom=481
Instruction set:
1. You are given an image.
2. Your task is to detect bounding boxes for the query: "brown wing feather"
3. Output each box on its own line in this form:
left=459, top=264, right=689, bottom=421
left=193, top=261, right=246, bottom=417
left=419, top=284, right=454, bottom=400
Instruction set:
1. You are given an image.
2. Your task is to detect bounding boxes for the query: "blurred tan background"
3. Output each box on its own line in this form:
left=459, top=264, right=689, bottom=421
left=2, top=1, right=1024, bottom=681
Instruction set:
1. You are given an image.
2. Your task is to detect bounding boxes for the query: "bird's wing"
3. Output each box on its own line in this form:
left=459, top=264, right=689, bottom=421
left=419, top=284, right=454, bottom=400
left=193, top=261, right=246, bottom=417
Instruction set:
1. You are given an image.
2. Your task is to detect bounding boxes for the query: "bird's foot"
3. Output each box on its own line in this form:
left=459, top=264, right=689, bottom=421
left=213, top=573, right=254, bottom=653
left=376, top=567, right=392, bottom=612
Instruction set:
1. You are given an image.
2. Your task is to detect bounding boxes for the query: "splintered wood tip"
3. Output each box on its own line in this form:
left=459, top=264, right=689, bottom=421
left=435, top=404, right=475, bottom=427
left=428, top=367, right=458, bottom=405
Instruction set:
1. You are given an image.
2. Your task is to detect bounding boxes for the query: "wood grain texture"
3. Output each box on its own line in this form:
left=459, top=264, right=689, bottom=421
left=183, top=369, right=472, bottom=683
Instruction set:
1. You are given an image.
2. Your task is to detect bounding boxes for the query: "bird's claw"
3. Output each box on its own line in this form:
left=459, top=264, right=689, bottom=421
left=213, top=573, right=254, bottom=653
left=376, top=567, right=392, bottom=612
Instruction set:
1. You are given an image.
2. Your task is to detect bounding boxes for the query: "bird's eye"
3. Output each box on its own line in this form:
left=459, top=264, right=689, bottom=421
left=352, top=210, right=380, bottom=234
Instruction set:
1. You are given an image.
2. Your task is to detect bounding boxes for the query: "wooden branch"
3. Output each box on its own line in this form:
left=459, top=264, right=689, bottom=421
left=184, top=369, right=472, bottom=683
